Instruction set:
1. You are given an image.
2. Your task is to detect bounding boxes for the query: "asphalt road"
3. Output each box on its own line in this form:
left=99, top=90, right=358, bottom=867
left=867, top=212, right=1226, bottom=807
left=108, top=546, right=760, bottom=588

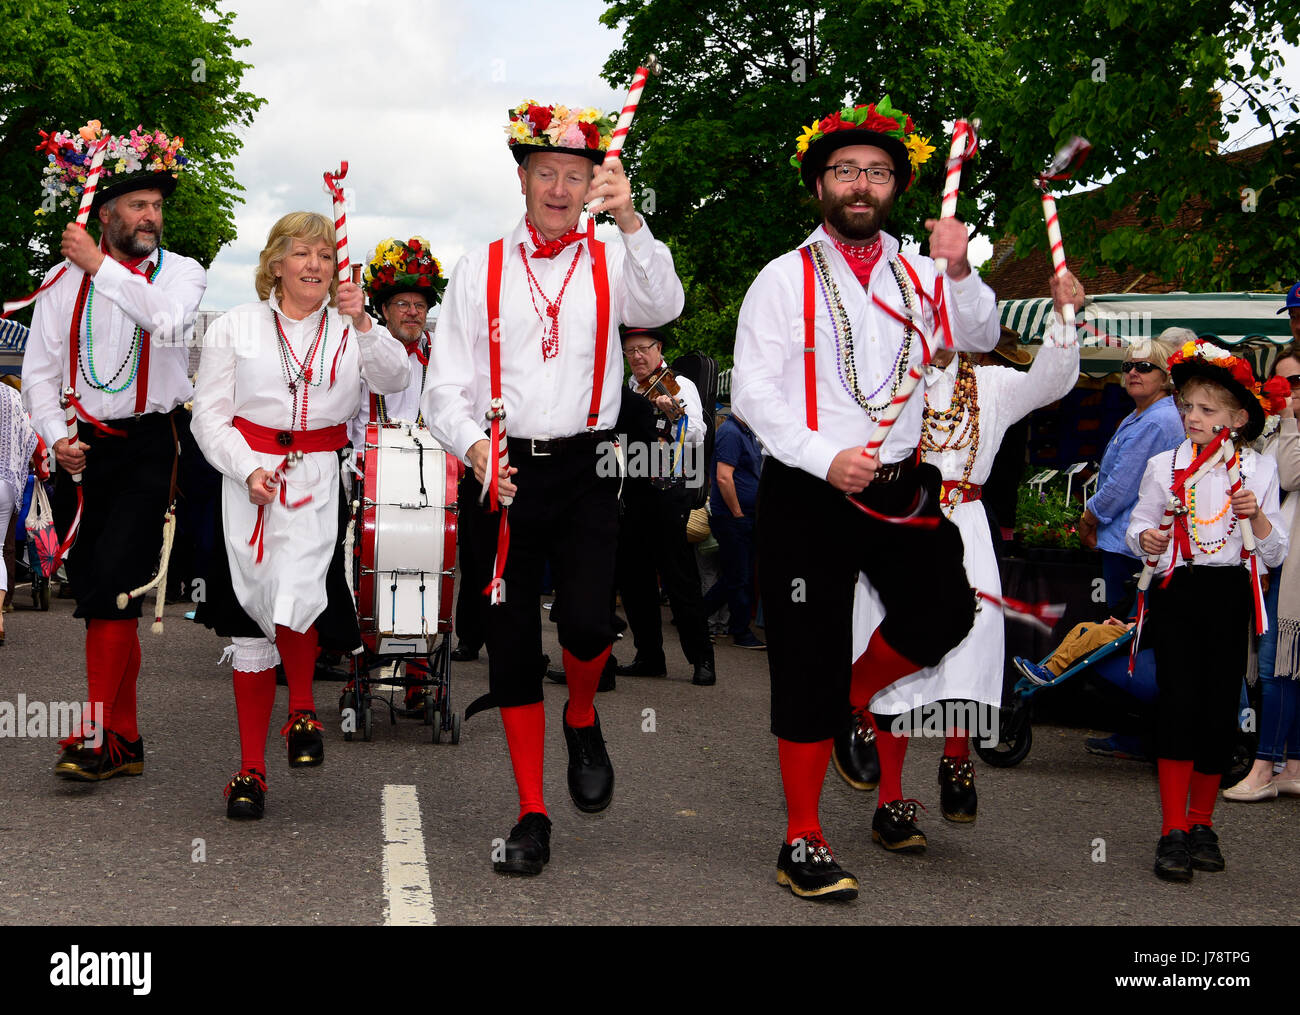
left=2, top=587, right=1297, bottom=927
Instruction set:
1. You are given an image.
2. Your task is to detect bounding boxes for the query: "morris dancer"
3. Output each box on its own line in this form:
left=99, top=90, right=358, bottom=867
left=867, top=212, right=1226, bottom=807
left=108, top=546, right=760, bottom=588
left=731, top=97, right=999, bottom=901
left=846, top=276, right=1081, bottom=839
left=349, top=236, right=450, bottom=714
left=1128, top=339, right=1288, bottom=881
left=422, top=100, right=684, bottom=876
left=22, top=125, right=205, bottom=781
left=192, top=212, right=408, bottom=820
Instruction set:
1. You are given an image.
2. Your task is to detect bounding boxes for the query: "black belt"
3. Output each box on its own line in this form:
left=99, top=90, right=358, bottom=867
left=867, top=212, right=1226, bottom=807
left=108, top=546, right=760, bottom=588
left=873, top=449, right=920, bottom=485
left=509, top=429, right=616, bottom=457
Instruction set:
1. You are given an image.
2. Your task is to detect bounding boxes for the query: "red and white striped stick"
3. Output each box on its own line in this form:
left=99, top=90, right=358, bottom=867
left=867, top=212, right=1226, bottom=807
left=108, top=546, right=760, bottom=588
left=1036, top=137, right=1091, bottom=330
left=587, top=55, right=660, bottom=223
left=932, top=119, right=978, bottom=278
left=1223, top=437, right=1267, bottom=634
left=3, top=131, right=112, bottom=318
left=323, top=162, right=351, bottom=324
left=61, top=387, right=83, bottom=484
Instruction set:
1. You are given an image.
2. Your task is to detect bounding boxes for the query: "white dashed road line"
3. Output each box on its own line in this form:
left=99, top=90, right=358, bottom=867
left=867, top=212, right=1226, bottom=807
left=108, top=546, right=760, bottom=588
left=381, top=784, right=436, bottom=926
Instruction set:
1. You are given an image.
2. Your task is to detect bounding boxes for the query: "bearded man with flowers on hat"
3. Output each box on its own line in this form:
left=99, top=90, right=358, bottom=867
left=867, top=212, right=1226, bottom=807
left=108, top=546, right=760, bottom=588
left=22, top=122, right=206, bottom=782
left=731, top=97, right=1001, bottom=901
left=421, top=99, right=684, bottom=877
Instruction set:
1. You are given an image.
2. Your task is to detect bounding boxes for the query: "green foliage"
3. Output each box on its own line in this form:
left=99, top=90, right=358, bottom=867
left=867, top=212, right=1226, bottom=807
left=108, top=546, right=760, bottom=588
left=0, top=0, right=264, bottom=303
left=600, top=0, right=1016, bottom=367
left=1016, top=479, right=1083, bottom=549
left=978, top=0, right=1300, bottom=292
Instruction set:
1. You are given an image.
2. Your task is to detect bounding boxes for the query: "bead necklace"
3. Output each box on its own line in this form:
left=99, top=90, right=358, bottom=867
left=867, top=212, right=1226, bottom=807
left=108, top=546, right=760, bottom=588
left=80, top=251, right=164, bottom=394
left=519, top=242, right=583, bottom=360
left=921, top=357, right=981, bottom=517
left=1172, top=447, right=1240, bottom=555
left=272, top=305, right=328, bottom=431
left=807, top=241, right=916, bottom=416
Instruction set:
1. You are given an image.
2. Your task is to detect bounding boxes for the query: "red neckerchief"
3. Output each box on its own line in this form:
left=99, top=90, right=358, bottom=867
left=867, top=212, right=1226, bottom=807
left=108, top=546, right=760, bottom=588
left=830, top=235, right=882, bottom=286
left=525, top=216, right=586, bottom=259
left=405, top=333, right=429, bottom=367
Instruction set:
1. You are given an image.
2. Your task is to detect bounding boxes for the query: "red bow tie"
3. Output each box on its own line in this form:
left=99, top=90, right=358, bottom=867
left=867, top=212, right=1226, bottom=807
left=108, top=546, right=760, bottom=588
left=526, top=217, right=586, bottom=259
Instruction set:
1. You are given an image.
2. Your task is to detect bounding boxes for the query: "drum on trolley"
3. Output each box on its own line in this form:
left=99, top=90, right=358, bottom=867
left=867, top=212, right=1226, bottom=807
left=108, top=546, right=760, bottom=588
left=345, top=421, right=462, bottom=743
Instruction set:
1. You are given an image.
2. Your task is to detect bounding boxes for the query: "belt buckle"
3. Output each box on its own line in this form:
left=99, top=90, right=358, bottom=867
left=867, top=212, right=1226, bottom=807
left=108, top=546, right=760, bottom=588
left=530, top=438, right=550, bottom=457
left=276, top=431, right=294, bottom=448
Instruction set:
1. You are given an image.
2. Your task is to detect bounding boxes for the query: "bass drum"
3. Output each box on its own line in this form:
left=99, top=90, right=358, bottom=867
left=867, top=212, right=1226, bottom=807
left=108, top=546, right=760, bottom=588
left=355, top=422, right=459, bottom=656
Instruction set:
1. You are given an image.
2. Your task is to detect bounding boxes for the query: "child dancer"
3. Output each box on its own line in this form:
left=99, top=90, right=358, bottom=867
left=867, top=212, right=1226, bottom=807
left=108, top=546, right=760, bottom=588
left=1127, top=339, right=1290, bottom=881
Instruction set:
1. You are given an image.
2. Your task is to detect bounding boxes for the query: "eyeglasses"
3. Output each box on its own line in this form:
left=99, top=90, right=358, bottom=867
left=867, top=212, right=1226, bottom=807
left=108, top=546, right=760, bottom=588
left=389, top=299, right=428, bottom=313
left=825, top=164, right=895, bottom=185
left=623, top=343, right=659, bottom=358
left=1121, top=361, right=1160, bottom=374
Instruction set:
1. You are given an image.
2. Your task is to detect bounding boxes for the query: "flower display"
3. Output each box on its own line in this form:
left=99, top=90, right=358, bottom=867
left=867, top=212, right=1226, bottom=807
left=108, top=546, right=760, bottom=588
left=35, top=122, right=188, bottom=215
left=790, top=95, right=933, bottom=189
left=506, top=100, right=616, bottom=156
left=363, top=237, right=447, bottom=306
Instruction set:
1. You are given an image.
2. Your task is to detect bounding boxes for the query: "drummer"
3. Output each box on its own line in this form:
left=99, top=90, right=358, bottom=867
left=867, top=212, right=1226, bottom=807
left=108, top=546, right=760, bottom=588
left=347, top=237, right=449, bottom=715
left=421, top=100, right=684, bottom=876
left=192, top=211, right=409, bottom=820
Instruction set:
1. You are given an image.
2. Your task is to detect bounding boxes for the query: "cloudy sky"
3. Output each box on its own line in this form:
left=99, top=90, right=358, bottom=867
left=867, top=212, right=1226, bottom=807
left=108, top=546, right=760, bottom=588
left=202, top=1, right=1297, bottom=312
left=204, top=0, right=629, bottom=311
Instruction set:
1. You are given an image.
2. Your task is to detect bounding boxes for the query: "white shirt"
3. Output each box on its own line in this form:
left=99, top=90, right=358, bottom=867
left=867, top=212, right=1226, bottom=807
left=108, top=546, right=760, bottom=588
left=626, top=360, right=705, bottom=446
left=1126, top=440, right=1289, bottom=570
left=731, top=227, right=998, bottom=479
left=346, top=332, right=423, bottom=450
left=421, top=215, right=685, bottom=459
left=23, top=249, right=206, bottom=448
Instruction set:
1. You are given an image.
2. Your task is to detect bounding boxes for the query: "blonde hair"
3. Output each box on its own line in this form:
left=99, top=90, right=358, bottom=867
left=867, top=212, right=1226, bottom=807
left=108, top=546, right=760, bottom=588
left=1127, top=333, right=1180, bottom=391
left=255, top=212, right=338, bottom=304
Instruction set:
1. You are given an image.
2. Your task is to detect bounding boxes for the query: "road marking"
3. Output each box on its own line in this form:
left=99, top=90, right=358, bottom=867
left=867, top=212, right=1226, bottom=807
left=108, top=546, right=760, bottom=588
left=382, top=784, right=436, bottom=926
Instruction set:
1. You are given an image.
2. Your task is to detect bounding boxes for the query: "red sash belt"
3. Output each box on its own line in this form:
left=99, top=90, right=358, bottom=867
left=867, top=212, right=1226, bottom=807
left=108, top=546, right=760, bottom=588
left=233, top=416, right=347, bottom=454
left=940, top=480, right=982, bottom=507
left=232, top=417, right=344, bottom=563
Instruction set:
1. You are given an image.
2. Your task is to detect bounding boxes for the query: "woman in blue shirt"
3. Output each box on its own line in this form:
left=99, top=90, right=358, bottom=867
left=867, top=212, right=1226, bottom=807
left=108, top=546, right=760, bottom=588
left=1079, top=331, right=1187, bottom=612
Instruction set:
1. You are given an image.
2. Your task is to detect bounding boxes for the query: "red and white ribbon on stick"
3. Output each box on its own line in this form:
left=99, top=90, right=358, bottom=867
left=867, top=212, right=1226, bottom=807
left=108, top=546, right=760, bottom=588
left=976, top=591, right=1066, bottom=635
left=1223, top=438, right=1267, bottom=635
left=850, top=117, right=977, bottom=527
left=1035, top=136, right=1091, bottom=330
left=323, top=163, right=354, bottom=385
left=587, top=55, right=660, bottom=235
left=3, top=132, right=113, bottom=319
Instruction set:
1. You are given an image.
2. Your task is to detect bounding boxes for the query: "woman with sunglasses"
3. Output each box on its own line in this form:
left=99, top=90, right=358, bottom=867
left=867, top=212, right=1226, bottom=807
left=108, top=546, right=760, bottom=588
left=1079, top=332, right=1187, bottom=617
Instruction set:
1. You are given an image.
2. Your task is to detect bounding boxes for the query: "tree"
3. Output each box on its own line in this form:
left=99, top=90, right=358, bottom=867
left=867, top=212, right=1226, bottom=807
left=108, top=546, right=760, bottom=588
left=600, top=0, right=1017, bottom=366
left=977, top=0, right=1300, bottom=292
left=0, top=0, right=265, bottom=303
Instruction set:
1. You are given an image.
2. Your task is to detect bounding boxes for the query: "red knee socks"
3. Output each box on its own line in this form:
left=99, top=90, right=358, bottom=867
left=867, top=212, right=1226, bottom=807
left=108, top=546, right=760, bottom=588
left=562, top=646, right=610, bottom=728
left=1158, top=758, right=1194, bottom=834
left=875, top=727, right=910, bottom=804
left=85, top=618, right=140, bottom=740
left=778, top=738, right=833, bottom=844
left=275, top=624, right=319, bottom=714
left=501, top=703, right=547, bottom=821
left=944, top=731, right=970, bottom=760
left=851, top=630, right=921, bottom=708
left=233, top=668, right=276, bottom=776
left=1187, top=770, right=1220, bottom=828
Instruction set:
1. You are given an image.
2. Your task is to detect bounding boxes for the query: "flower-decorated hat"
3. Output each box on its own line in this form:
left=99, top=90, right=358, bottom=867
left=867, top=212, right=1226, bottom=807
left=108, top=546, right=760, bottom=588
left=792, top=96, right=934, bottom=195
left=506, top=102, right=617, bottom=166
left=1167, top=337, right=1290, bottom=441
left=35, top=121, right=188, bottom=216
left=363, top=237, right=447, bottom=314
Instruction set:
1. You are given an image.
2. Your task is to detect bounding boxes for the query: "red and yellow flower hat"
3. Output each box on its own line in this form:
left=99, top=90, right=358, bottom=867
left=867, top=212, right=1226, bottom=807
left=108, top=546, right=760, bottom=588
left=506, top=101, right=617, bottom=166
left=363, top=237, right=446, bottom=313
left=791, top=95, right=935, bottom=195
left=1167, top=337, right=1290, bottom=441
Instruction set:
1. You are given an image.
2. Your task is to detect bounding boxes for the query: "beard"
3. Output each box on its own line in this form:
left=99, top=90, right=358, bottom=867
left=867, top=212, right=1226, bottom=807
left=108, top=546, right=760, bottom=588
left=104, top=214, right=161, bottom=258
left=388, top=318, right=425, bottom=344
left=822, top=190, right=892, bottom=242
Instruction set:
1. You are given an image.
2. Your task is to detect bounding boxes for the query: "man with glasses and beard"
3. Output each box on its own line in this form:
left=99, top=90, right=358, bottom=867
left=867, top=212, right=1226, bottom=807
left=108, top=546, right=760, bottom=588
left=22, top=127, right=205, bottom=781
left=731, top=98, right=999, bottom=901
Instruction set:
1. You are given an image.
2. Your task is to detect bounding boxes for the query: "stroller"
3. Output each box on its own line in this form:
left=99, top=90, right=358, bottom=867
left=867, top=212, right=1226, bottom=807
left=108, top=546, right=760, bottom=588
left=976, top=627, right=1257, bottom=787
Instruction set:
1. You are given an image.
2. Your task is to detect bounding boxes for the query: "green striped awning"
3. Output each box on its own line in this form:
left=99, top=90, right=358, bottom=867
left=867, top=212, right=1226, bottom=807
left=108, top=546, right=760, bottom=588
left=999, top=292, right=1293, bottom=346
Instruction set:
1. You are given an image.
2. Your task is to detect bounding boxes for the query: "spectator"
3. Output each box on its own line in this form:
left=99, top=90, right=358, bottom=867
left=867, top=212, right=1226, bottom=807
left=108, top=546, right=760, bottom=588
left=702, top=410, right=764, bottom=649
left=1, top=378, right=42, bottom=646
left=1225, top=338, right=1300, bottom=800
